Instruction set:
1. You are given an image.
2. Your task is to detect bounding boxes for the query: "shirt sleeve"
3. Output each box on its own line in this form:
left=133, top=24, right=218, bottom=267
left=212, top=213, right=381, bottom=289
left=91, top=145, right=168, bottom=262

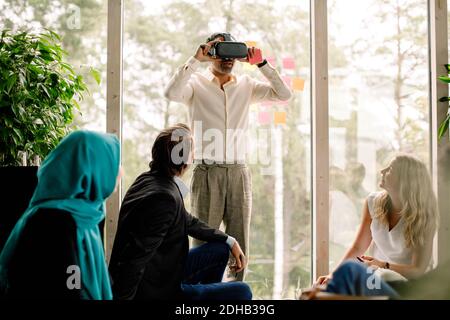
left=226, top=236, right=236, bottom=249
left=163, top=56, right=200, bottom=106
left=251, top=61, right=293, bottom=104
left=185, top=209, right=228, bottom=243
left=366, top=192, right=380, bottom=218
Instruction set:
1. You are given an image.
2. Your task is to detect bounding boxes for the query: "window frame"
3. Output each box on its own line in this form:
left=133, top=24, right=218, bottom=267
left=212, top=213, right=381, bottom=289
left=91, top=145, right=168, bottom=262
left=104, top=0, right=450, bottom=279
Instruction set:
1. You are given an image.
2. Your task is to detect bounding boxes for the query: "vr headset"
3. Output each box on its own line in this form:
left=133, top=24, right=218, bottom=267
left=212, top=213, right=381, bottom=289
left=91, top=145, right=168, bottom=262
left=206, top=33, right=248, bottom=61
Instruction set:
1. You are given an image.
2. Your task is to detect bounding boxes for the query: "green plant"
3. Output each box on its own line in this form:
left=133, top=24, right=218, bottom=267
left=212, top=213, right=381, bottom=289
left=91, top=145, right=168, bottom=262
left=438, top=64, right=450, bottom=139
left=0, top=29, right=99, bottom=166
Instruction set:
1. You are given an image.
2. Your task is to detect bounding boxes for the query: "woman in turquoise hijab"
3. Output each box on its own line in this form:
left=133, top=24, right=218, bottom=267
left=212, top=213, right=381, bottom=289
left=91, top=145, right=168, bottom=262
left=0, top=130, right=120, bottom=299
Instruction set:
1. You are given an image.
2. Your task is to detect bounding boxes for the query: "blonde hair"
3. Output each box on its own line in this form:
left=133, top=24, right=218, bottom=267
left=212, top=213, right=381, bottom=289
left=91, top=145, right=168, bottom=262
left=373, top=154, right=438, bottom=249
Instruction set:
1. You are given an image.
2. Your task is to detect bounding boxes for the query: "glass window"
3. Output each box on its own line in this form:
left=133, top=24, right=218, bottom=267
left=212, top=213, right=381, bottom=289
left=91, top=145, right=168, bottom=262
left=0, top=0, right=108, bottom=132
left=123, top=0, right=311, bottom=299
left=328, top=0, right=430, bottom=270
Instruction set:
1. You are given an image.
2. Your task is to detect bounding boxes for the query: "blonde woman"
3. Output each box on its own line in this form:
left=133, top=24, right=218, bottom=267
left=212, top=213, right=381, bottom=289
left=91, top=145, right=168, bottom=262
left=316, top=154, right=438, bottom=285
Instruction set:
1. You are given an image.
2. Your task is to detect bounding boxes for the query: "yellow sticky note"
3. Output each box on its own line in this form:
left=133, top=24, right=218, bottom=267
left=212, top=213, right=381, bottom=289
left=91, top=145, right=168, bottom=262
left=292, top=77, right=305, bottom=91
left=245, top=41, right=258, bottom=48
left=274, top=111, right=286, bottom=125
left=243, top=63, right=257, bottom=71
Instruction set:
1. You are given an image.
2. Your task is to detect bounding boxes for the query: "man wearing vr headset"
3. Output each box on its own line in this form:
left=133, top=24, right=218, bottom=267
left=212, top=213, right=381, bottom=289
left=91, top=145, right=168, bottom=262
left=164, top=32, right=292, bottom=281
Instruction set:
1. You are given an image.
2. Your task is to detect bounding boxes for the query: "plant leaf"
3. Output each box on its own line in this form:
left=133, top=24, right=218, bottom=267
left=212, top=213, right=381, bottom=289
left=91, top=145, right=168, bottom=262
left=438, top=113, right=450, bottom=139
left=438, top=76, right=450, bottom=83
left=89, top=67, right=101, bottom=85
left=6, top=74, right=17, bottom=93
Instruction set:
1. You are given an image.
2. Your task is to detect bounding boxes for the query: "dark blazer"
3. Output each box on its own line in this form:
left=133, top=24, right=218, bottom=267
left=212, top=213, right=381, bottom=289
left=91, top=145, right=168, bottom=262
left=109, top=171, right=228, bottom=300
left=5, top=209, right=82, bottom=299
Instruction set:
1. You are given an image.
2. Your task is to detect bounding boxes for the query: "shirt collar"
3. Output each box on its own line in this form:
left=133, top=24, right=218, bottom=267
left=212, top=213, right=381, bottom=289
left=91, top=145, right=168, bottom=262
left=204, top=67, right=236, bottom=86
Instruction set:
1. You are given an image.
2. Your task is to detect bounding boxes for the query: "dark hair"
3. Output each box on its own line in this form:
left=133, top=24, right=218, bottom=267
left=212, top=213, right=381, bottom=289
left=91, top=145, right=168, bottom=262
left=149, top=123, right=192, bottom=177
left=206, top=32, right=235, bottom=42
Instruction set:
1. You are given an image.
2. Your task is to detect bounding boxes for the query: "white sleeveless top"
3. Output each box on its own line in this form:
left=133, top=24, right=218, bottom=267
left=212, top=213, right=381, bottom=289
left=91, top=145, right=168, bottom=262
left=368, top=192, right=413, bottom=265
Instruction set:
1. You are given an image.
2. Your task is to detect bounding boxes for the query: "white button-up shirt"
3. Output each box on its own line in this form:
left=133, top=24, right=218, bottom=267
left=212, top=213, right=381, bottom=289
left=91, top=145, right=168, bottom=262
left=164, top=56, right=292, bottom=163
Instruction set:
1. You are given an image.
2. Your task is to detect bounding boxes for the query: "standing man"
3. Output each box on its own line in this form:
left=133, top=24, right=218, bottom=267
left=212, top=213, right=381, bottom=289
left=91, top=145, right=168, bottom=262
left=164, top=32, right=292, bottom=280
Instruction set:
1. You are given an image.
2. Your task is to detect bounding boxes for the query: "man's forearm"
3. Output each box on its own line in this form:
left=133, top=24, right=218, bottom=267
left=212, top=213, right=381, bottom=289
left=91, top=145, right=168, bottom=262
left=256, top=62, right=292, bottom=101
left=186, top=213, right=228, bottom=242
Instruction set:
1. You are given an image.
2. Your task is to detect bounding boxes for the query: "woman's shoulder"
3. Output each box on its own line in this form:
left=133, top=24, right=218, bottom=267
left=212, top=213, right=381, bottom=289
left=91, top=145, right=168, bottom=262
left=27, top=208, right=77, bottom=231
left=366, top=191, right=383, bottom=201
left=366, top=191, right=383, bottom=217
left=17, top=208, right=79, bottom=264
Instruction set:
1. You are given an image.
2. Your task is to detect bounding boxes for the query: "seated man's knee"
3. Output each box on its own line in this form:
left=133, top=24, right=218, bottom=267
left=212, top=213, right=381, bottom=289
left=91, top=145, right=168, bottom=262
left=232, top=282, right=252, bottom=300
left=208, top=241, right=229, bottom=256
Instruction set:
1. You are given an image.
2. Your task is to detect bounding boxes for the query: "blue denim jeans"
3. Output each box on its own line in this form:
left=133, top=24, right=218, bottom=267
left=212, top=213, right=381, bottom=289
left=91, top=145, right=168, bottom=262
left=325, top=261, right=400, bottom=299
left=181, top=242, right=252, bottom=300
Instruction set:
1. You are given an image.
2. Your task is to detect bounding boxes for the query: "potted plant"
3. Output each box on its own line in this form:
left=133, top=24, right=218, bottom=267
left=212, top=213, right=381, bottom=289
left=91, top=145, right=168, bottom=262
left=438, top=64, right=450, bottom=139
left=0, top=29, right=96, bottom=249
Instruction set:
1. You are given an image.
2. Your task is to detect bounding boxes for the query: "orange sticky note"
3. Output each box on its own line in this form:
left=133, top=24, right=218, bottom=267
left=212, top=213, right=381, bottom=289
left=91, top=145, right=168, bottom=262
left=292, top=77, right=305, bottom=91
left=274, top=111, right=286, bottom=125
left=245, top=41, right=258, bottom=48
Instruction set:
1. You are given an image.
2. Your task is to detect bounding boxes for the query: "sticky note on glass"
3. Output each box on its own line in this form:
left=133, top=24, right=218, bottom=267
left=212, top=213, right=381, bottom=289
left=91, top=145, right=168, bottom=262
left=282, top=75, right=292, bottom=88
left=261, top=101, right=273, bottom=108
left=274, top=111, right=286, bottom=125
left=258, top=111, right=271, bottom=125
left=275, top=100, right=289, bottom=106
left=245, top=41, right=258, bottom=48
left=266, top=56, right=276, bottom=66
left=292, top=77, right=305, bottom=91
left=243, top=63, right=256, bottom=71
left=282, top=57, right=295, bottom=69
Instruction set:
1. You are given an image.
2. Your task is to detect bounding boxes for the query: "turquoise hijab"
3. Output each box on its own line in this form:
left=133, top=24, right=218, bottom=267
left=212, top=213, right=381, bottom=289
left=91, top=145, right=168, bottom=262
left=0, top=130, right=120, bottom=300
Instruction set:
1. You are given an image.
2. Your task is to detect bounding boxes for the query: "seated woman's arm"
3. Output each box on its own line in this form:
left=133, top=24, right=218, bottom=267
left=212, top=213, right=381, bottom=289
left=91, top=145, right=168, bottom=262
left=339, top=198, right=373, bottom=263
left=361, top=229, right=434, bottom=279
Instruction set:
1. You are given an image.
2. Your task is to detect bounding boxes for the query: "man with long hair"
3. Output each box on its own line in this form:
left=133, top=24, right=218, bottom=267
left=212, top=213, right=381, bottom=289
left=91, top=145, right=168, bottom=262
left=109, top=124, right=252, bottom=300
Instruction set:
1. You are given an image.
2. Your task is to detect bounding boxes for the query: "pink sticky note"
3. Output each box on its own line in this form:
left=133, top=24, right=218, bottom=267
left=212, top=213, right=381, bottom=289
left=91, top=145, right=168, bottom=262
left=266, top=56, right=276, bottom=66
left=282, top=75, right=292, bottom=88
left=274, top=100, right=289, bottom=106
left=261, top=101, right=274, bottom=108
left=258, top=111, right=271, bottom=125
left=282, top=57, right=295, bottom=69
